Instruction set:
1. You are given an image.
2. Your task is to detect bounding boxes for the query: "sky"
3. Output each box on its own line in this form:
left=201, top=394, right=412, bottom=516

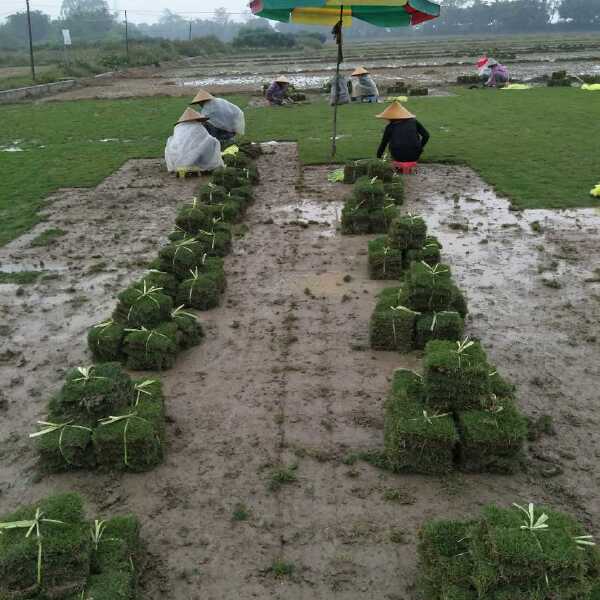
left=1, top=0, right=251, bottom=23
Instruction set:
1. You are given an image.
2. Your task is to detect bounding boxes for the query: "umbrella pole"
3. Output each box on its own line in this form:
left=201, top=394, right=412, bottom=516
left=331, top=5, right=344, bottom=158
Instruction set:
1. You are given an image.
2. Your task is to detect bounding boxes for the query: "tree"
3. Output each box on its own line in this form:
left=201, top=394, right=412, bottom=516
left=58, top=0, right=116, bottom=40
left=2, top=10, right=52, bottom=44
left=213, top=7, right=230, bottom=27
left=559, top=0, right=600, bottom=27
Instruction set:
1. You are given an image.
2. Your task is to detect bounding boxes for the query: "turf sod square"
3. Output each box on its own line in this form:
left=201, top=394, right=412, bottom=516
left=123, top=322, right=178, bottom=371
left=404, top=235, right=442, bottom=267
left=369, top=287, right=417, bottom=351
left=35, top=418, right=95, bottom=472
left=458, top=397, right=527, bottom=473
left=93, top=383, right=165, bottom=471
left=352, top=176, right=387, bottom=212
left=368, top=236, right=404, bottom=280
left=176, top=272, right=221, bottom=310
left=139, top=269, right=179, bottom=299
left=113, top=282, right=173, bottom=329
left=87, top=320, right=125, bottom=362
left=172, top=308, right=204, bottom=349
left=405, top=261, right=455, bottom=313
left=384, top=392, right=458, bottom=474
left=384, top=179, right=404, bottom=204
left=415, top=310, right=464, bottom=348
left=157, top=238, right=208, bottom=280
left=423, top=339, right=491, bottom=412
left=52, top=363, right=133, bottom=422
left=0, top=493, right=90, bottom=599
left=197, top=182, right=228, bottom=204
left=343, top=158, right=394, bottom=183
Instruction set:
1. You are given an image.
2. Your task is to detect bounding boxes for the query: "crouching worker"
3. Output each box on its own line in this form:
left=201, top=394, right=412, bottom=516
left=376, top=101, right=430, bottom=163
left=165, top=108, right=224, bottom=174
left=351, top=66, right=379, bottom=103
left=190, top=89, right=245, bottom=147
left=485, top=59, right=509, bottom=88
left=266, top=75, right=291, bottom=106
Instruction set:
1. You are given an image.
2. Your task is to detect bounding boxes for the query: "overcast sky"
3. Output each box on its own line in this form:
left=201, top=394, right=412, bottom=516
left=2, top=0, right=251, bottom=23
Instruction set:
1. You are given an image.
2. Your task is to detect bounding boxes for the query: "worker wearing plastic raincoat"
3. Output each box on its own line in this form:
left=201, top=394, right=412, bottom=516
left=164, top=108, right=224, bottom=173
left=189, top=89, right=245, bottom=146
left=351, top=66, right=379, bottom=103
left=330, top=73, right=350, bottom=106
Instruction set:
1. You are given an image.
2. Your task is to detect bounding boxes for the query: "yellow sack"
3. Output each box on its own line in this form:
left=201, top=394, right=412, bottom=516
left=582, top=84, right=600, bottom=91
left=221, top=144, right=239, bottom=156
left=591, top=183, right=600, bottom=197
left=501, top=84, right=531, bottom=90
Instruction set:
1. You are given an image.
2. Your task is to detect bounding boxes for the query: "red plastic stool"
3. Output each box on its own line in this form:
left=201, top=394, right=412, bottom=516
left=392, top=161, right=418, bottom=174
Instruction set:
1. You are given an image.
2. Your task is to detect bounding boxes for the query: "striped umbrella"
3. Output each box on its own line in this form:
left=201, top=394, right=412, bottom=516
left=250, top=0, right=441, bottom=155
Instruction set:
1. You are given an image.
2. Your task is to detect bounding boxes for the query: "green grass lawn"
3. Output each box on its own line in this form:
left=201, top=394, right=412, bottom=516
left=0, top=87, right=598, bottom=246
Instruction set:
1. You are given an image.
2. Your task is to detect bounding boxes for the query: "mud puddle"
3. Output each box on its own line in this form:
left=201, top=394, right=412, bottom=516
left=1, top=146, right=600, bottom=599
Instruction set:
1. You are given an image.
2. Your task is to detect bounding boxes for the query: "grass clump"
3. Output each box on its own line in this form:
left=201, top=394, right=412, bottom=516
left=269, top=464, right=298, bottom=491
left=232, top=503, right=250, bottom=522
left=268, top=560, right=295, bottom=578
left=0, top=270, right=43, bottom=284
left=0, top=493, right=143, bottom=599
left=417, top=504, right=600, bottom=599
left=30, top=227, right=66, bottom=247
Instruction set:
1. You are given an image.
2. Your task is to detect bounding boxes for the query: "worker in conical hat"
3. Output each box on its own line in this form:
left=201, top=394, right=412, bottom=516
left=350, top=66, right=379, bottom=103
left=164, top=108, right=224, bottom=173
left=375, top=101, right=430, bottom=163
left=189, top=88, right=245, bottom=147
left=266, top=75, right=292, bottom=106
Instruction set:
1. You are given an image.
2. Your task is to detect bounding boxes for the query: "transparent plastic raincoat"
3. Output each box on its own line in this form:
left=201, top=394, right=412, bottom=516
left=199, top=98, right=245, bottom=135
left=330, top=74, right=350, bottom=105
left=164, top=122, right=224, bottom=172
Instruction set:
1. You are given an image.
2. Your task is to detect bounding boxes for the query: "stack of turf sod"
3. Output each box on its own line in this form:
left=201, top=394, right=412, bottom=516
left=384, top=339, right=528, bottom=474
left=341, top=176, right=401, bottom=235
left=417, top=503, right=600, bottom=599
left=369, top=261, right=467, bottom=351
left=32, top=363, right=166, bottom=472
left=87, top=278, right=204, bottom=369
left=343, top=158, right=395, bottom=184
left=0, top=492, right=143, bottom=599
left=368, top=214, right=442, bottom=280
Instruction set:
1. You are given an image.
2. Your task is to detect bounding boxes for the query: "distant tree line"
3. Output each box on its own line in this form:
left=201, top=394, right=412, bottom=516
left=0, top=0, right=598, bottom=50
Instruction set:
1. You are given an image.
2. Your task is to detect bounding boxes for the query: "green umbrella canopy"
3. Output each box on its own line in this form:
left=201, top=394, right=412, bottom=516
left=250, top=0, right=440, bottom=27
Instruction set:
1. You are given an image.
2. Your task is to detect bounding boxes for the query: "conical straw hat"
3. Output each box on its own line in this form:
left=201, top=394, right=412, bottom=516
left=275, top=75, right=290, bottom=84
left=175, top=108, right=208, bottom=126
left=376, top=101, right=415, bottom=120
left=190, top=89, right=215, bottom=104
left=351, top=66, right=369, bottom=76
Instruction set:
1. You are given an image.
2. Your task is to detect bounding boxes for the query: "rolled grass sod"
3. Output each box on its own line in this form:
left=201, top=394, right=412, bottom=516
left=423, top=339, right=491, bottom=412
left=457, top=397, right=528, bottom=474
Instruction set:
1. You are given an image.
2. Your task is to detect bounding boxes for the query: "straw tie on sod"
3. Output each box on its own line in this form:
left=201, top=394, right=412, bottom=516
left=389, top=305, right=420, bottom=344
left=411, top=410, right=450, bottom=425
left=124, top=326, right=168, bottom=356
left=382, top=246, right=390, bottom=274
left=173, top=238, right=199, bottom=264
left=73, top=366, right=107, bottom=385
left=29, top=420, right=93, bottom=465
left=98, top=412, right=153, bottom=467
left=127, top=281, right=164, bottom=322
left=421, top=261, right=449, bottom=283
left=171, top=304, right=196, bottom=320
left=455, top=337, right=474, bottom=368
left=0, top=507, right=65, bottom=585
left=185, top=267, right=204, bottom=303
left=92, top=320, right=116, bottom=346
left=133, top=379, right=157, bottom=407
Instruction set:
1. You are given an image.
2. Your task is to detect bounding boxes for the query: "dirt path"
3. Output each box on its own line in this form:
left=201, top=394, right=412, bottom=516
left=1, top=145, right=600, bottom=598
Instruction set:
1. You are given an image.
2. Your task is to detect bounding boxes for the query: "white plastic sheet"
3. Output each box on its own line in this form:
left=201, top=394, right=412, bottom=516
left=164, top=122, right=224, bottom=172
left=330, top=74, right=350, bottom=105
left=352, top=74, right=379, bottom=98
left=199, top=98, right=245, bottom=135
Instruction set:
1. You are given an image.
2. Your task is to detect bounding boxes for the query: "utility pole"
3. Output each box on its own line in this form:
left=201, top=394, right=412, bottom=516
left=25, top=0, right=36, bottom=81
left=189, top=21, right=192, bottom=41
left=124, top=10, right=129, bottom=63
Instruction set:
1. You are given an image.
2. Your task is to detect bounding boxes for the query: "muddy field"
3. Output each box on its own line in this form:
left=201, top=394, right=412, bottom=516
left=33, top=34, right=600, bottom=102
left=1, top=143, right=599, bottom=598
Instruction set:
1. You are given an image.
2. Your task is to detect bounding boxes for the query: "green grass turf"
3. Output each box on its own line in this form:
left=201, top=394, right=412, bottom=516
left=1, top=87, right=598, bottom=246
